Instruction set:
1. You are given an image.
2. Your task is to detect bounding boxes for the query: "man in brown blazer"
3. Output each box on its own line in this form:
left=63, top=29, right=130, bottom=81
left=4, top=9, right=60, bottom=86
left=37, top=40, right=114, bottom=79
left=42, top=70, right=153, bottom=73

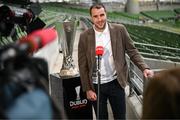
left=78, top=3, right=154, bottom=119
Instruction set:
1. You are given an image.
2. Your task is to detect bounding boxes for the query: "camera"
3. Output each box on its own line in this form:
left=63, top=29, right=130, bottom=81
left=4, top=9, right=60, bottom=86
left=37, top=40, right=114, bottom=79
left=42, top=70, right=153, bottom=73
left=0, top=1, right=45, bottom=37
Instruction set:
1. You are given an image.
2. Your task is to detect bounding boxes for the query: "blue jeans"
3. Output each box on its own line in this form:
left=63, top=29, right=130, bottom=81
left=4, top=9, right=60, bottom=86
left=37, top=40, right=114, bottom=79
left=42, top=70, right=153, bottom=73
left=92, top=79, right=126, bottom=120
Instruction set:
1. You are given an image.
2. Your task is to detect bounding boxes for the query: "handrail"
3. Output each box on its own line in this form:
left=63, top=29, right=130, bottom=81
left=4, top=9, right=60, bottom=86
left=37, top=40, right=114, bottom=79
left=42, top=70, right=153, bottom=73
left=127, top=56, right=144, bottom=97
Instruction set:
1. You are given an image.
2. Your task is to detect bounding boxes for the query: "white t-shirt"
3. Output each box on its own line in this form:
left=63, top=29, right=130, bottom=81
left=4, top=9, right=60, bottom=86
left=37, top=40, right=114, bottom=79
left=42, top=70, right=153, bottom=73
left=93, top=23, right=117, bottom=84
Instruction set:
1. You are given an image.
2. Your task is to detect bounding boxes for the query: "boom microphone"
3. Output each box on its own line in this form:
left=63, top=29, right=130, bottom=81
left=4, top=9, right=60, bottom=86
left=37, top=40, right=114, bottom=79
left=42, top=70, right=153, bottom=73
left=18, top=28, right=57, bottom=53
left=0, top=28, right=57, bottom=67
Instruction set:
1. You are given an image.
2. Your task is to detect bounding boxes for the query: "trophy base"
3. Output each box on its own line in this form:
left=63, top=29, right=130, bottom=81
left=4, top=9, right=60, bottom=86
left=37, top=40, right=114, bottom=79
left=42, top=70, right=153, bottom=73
left=59, top=68, right=79, bottom=79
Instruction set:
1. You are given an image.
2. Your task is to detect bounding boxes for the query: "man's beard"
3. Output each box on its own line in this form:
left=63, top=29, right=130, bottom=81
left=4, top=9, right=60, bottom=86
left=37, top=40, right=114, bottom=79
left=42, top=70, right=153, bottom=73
left=95, top=22, right=106, bottom=31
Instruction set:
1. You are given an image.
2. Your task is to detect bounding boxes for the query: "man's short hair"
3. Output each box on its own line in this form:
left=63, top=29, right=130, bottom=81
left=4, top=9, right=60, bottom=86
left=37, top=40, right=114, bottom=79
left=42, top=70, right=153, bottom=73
left=89, top=3, right=106, bottom=16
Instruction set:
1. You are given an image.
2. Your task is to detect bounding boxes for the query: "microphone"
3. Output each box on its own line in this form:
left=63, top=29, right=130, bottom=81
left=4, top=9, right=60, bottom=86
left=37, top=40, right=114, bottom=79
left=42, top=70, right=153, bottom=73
left=95, top=46, right=104, bottom=70
left=95, top=46, right=104, bottom=72
left=18, top=28, right=57, bottom=53
left=96, top=46, right=104, bottom=56
left=95, top=46, right=104, bottom=120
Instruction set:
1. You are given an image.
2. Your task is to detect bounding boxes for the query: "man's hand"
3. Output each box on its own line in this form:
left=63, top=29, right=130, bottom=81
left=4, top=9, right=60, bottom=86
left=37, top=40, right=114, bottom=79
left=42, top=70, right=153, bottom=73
left=86, top=90, right=97, bottom=101
left=143, top=69, right=154, bottom=78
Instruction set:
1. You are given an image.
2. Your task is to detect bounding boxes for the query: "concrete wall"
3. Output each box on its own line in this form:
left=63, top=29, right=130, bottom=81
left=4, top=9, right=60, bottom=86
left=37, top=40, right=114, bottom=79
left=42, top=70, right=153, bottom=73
left=126, top=0, right=140, bottom=14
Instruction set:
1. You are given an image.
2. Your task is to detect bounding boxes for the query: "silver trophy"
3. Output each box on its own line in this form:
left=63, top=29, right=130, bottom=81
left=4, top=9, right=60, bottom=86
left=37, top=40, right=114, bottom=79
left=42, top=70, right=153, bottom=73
left=59, top=18, right=79, bottom=77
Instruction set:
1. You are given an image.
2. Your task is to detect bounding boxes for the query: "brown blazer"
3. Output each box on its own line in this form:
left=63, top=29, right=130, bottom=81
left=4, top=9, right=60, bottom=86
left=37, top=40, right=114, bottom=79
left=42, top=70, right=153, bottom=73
left=78, top=23, right=149, bottom=92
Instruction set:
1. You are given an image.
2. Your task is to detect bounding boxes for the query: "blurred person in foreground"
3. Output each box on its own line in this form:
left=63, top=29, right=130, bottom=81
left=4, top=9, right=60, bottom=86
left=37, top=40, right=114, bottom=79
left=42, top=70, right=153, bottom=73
left=78, top=3, right=154, bottom=119
left=142, top=67, right=180, bottom=119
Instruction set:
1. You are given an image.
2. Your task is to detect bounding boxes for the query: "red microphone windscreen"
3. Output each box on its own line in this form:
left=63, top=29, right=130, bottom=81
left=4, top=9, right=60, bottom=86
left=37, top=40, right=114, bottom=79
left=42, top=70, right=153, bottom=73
left=96, top=46, right=104, bottom=56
